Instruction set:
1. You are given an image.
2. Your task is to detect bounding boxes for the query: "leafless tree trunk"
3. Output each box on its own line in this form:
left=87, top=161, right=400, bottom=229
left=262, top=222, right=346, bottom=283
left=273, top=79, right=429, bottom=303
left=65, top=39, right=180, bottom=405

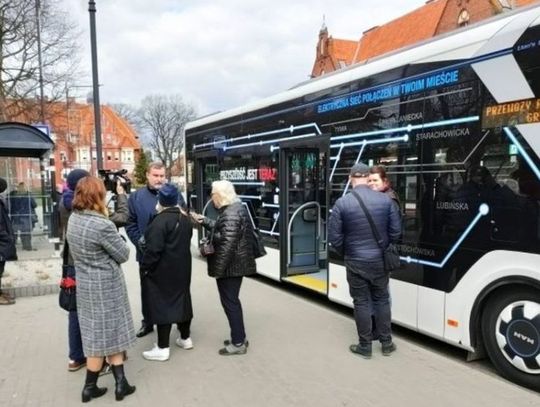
left=138, top=94, right=197, bottom=179
left=0, top=0, right=82, bottom=122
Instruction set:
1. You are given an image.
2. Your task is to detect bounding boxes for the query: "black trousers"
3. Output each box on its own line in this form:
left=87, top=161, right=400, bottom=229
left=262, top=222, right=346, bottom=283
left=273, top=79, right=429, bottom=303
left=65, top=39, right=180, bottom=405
left=346, top=260, right=392, bottom=345
left=157, top=320, right=192, bottom=348
left=138, top=266, right=150, bottom=326
left=216, top=276, right=246, bottom=345
left=0, top=261, right=4, bottom=293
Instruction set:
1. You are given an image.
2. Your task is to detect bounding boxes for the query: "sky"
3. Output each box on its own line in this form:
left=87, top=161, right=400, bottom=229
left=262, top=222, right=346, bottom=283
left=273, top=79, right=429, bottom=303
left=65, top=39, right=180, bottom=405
left=64, top=0, right=429, bottom=117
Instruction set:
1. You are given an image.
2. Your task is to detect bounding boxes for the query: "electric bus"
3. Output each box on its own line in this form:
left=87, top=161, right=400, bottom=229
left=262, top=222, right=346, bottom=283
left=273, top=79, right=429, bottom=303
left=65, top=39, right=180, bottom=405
left=185, top=5, right=540, bottom=391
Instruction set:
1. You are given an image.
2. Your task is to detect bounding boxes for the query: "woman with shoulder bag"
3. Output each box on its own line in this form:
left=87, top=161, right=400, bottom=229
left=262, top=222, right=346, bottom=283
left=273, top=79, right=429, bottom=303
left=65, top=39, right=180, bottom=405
left=194, top=180, right=256, bottom=355
left=140, top=183, right=194, bottom=361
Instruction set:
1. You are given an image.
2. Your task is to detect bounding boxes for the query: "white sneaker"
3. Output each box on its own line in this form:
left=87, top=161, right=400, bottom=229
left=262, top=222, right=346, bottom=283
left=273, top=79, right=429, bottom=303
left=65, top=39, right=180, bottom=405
left=142, top=344, right=170, bottom=361
left=175, top=337, right=194, bottom=349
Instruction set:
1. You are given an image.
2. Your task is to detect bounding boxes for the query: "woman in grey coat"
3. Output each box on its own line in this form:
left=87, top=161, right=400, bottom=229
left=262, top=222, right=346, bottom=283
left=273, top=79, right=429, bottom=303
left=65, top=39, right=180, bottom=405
left=66, top=176, right=136, bottom=403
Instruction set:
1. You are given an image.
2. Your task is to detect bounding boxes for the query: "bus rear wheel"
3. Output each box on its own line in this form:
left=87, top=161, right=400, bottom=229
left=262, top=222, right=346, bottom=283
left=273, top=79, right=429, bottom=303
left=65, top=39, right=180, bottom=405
left=482, top=288, right=540, bottom=391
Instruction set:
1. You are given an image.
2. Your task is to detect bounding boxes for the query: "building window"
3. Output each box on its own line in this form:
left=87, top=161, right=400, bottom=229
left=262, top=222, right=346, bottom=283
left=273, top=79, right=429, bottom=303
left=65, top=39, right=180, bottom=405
left=122, top=150, right=133, bottom=162
left=458, top=9, right=470, bottom=27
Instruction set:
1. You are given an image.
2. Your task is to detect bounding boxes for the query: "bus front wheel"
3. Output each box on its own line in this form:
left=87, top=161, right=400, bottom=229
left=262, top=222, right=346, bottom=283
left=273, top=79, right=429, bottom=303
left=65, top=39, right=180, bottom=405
left=482, top=288, right=540, bottom=391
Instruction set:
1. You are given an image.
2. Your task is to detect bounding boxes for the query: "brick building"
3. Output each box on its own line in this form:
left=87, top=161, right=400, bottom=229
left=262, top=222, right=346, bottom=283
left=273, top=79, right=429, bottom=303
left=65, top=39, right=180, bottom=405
left=53, top=103, right=140, bottom=182
left=311, top=0, right=539, bottom=77
left=5, top=100, right=141, bottom=187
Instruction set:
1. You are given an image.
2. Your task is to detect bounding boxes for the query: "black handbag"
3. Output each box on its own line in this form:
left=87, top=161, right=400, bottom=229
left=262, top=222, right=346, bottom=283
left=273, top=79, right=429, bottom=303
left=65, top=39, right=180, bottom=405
left=351, top=191, right=401, bottom=271
left=200, top=226, right=215, bottom=257
left=59, top=240, right=77, bottom=312
left=252, top=228, right=267, bottom=259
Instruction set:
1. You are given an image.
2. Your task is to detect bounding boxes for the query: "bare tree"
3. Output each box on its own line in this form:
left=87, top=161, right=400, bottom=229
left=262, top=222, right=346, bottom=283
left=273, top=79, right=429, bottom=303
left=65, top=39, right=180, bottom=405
left=109, top=103, right=142, bottom=133
left=138, top=94, right=197, bottom=178
left=0, top=0, right=82, bottom=121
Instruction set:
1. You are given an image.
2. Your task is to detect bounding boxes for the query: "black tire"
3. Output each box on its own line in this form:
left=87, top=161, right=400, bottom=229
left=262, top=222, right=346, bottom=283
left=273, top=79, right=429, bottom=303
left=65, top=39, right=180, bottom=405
left=482, top=288, right=540, bottom=392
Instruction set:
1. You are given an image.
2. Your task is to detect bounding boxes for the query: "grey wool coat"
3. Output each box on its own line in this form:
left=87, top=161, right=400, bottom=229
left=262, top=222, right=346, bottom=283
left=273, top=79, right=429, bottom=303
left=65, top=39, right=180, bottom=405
left=66, top=210, right=136, bottom=357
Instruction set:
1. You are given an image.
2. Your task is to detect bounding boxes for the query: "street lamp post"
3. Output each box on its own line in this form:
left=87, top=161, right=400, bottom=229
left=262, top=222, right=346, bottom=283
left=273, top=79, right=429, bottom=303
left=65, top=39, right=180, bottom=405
left=88, top=0, right=103, bottom=172
left=35, top=0, right=45, bottom=123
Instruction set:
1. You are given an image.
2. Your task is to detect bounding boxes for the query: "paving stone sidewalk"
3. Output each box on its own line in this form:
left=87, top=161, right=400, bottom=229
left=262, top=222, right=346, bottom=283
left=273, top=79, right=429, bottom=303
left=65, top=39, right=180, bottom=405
left=0, top=249, right=538, bottom=406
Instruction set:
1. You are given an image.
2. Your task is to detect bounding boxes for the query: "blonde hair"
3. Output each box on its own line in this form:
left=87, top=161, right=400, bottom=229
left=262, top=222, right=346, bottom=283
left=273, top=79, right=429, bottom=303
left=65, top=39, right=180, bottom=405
left=211, top=180, right=240, bottom=207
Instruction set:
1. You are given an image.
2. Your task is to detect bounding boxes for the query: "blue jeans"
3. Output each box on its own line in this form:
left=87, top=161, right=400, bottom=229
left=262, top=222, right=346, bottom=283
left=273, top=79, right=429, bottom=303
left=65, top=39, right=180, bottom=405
left=346, top=259, right=392, bottom=345
left=216, top=277, right=246, bottom=345
left=65, top=265, right=85, bottom=363
left=68, top=310, right=85, bottom=362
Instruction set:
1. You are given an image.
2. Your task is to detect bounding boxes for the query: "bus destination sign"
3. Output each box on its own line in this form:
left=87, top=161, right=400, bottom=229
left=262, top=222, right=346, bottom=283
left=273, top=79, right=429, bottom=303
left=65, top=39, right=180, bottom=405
left=483, top=98, right=540, bottom=128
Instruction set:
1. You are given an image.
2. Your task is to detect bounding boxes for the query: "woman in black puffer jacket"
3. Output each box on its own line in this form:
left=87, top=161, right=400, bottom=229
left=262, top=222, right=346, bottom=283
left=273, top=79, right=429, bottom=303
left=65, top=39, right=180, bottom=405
left=197, top=180, right=256, bottom=355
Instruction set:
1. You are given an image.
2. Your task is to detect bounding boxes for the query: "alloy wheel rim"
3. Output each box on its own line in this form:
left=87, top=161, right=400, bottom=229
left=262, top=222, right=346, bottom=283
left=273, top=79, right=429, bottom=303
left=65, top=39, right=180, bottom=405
left=495, top=300, right=540, bottom=375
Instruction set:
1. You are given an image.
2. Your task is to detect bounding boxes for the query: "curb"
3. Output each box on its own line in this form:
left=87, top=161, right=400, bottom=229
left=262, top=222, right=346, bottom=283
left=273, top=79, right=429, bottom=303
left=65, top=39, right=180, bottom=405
left=3, top=284, right=59, bottom=299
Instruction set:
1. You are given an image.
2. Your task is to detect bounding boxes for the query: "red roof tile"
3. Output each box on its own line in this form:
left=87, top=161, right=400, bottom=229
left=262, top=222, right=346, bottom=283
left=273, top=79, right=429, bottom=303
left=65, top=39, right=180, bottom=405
left=329, top=38, right=358, bottom=65
left=515, top=0, right=539, bottom=6
left=353, top=0, right=449, bottom=62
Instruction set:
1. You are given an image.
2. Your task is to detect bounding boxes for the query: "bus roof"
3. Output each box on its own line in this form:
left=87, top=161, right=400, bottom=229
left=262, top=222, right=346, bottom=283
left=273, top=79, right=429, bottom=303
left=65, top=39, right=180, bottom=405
left=186, top=4, right=540, bottom=132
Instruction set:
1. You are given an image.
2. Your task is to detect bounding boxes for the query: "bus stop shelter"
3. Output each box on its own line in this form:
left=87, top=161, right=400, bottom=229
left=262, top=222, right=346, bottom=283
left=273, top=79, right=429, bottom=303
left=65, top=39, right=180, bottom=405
left=0, top=122, right=57, bottom=259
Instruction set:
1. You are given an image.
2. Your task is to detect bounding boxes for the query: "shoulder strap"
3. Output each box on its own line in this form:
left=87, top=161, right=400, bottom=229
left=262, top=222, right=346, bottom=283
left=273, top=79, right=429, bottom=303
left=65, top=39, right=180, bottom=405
left=351, top=190, right=384, bottom=249
left=174, top=208, right=188, bottom=232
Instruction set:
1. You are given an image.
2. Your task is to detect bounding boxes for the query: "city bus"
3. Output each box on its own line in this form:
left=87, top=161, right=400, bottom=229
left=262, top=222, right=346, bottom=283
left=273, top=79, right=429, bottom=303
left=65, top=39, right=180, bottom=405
left=185, top=5, right=540, bottom=391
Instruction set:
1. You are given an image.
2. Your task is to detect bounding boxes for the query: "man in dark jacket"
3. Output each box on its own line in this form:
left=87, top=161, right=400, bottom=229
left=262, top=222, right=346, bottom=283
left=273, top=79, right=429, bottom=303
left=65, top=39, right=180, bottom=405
left=328, top=163, right=401, bottom=359
left=0, top=177, right=17, bottom=305
left=9, top=182, right=37, bottom=251
left=125, top=162, right=185, bottom=337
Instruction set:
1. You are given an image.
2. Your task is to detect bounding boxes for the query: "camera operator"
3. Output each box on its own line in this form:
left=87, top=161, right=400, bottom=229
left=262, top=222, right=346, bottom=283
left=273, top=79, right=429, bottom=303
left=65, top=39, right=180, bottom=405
left=108, top=181, right=129, bottom=228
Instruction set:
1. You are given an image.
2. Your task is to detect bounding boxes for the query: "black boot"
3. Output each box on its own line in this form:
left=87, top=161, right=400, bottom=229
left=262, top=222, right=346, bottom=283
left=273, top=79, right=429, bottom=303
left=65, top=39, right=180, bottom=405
left=81, top=369, right=107, bottom=403
left=111, top=364, right=136, bottom=401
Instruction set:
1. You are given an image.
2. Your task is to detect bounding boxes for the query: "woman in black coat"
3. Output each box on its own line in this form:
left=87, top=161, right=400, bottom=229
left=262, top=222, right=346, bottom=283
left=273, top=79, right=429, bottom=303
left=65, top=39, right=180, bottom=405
left=0, top=177, right=17, bottom=306
left=195, top=180, right=256, bottom=356
left=140, top=184, right=193, bottom=362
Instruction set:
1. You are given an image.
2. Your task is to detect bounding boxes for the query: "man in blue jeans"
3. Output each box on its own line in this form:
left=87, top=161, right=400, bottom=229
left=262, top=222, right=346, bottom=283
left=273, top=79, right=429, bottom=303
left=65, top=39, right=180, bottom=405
left=328, top=163, right=401, bottom=358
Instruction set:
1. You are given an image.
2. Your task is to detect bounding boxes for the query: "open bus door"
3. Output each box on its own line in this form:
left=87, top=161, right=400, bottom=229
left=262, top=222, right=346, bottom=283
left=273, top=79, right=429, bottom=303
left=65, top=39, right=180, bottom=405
left=193, top=151, right=220, bottom=242
left=279, top=137, right=330, bottom=293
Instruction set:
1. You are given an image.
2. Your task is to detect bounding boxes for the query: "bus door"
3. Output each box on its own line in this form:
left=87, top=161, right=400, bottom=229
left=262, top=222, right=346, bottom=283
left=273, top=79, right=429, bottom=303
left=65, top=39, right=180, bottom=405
left=279, top=138, right=330, bottom=292
left=193, top=151, right=220, bottom=241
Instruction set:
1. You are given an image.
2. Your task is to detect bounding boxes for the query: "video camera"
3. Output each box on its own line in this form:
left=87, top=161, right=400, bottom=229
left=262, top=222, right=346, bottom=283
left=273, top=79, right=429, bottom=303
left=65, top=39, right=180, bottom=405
left=98, top=169, right=132, bottom=194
